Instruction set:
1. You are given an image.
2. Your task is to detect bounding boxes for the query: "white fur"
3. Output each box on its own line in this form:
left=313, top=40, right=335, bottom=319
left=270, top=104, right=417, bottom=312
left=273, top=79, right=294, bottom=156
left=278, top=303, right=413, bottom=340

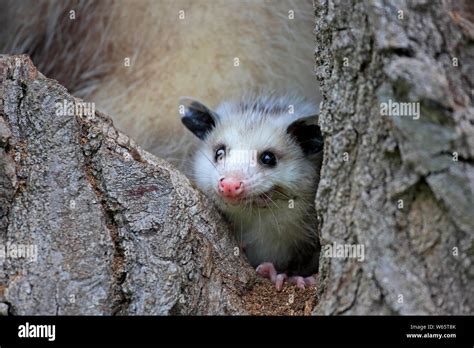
left=192, top=95, right=320, bottom=272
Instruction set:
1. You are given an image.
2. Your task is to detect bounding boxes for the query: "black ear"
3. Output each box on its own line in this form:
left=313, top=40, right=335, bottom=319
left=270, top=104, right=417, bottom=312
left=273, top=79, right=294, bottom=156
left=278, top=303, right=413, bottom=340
left=286, top=115, right=324, bottom=155
left=179, top=97, right=219, bottom=140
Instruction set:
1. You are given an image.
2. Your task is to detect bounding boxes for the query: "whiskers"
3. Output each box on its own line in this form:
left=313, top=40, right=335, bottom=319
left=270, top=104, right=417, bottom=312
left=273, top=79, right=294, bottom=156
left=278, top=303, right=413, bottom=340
left=258, top=191, right=282, bottom=237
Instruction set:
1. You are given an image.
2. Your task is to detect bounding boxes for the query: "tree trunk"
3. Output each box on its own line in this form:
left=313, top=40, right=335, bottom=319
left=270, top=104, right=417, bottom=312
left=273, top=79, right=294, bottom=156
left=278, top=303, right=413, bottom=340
left=1, top=0, right=473, bottom=316
left=313, top=0, right=473, bottom=314
left=0, top=55, right=254, bottom=315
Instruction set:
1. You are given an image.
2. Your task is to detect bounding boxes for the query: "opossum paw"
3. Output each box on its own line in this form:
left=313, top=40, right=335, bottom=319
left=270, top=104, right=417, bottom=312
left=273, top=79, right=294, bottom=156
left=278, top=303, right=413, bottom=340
left=289, top=275, right=316, bottom=290
left=256, top=262, right=277, bottom=281
left=256, top=262, right=287, bottom=291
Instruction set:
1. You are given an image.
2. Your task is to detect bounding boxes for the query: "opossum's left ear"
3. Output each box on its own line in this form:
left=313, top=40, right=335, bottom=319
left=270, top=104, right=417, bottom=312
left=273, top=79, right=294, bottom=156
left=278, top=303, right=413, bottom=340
left=179, top=97, right=219, bottom=140
left=286, top=115, right=324, bottom=155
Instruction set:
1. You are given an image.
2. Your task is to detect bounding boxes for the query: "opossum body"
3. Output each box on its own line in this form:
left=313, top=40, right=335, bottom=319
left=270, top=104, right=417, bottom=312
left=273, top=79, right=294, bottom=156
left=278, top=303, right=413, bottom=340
left=181, top=94, right=323, bottom=290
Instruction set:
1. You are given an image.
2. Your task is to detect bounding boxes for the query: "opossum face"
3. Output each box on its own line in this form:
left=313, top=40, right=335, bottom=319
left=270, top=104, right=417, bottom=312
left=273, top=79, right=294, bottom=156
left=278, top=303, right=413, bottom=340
left=180, top=97, right=323, bottom=215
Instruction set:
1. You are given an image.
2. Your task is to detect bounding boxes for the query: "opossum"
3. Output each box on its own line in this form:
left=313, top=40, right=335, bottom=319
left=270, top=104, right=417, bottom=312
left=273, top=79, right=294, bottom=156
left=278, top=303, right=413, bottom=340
left=1, top=0, right=323, bottom=289
left=181, top=94, right=323, bottom=290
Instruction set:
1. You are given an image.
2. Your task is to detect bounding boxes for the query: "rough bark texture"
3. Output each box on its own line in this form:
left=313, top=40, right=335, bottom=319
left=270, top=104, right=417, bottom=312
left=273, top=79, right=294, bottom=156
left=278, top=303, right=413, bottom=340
left=314, top=0, right=473, bottom=314
left=1, top=0, right=473, bottom=317
left=0, top=55, right=254, bottom=315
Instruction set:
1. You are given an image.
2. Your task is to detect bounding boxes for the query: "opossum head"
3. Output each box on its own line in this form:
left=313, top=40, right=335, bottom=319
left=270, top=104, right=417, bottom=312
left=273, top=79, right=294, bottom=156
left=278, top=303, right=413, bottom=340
left=180, top=96, right=323, bottom=216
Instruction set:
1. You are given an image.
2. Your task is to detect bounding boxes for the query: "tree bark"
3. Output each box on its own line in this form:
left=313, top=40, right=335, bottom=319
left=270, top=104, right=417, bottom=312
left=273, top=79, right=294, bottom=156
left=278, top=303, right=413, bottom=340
left=313, top=0, right=473, bottom=314
left=0, top=55, right=254, bottom=315
left=1, top=0, right=473, bottom=316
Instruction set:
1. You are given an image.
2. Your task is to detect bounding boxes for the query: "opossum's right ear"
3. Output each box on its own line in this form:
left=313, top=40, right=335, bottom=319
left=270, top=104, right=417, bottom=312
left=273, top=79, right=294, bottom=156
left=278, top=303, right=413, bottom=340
left=179, top=97, right=219, bottom=140
left=287, top=114, right=324, bottom=155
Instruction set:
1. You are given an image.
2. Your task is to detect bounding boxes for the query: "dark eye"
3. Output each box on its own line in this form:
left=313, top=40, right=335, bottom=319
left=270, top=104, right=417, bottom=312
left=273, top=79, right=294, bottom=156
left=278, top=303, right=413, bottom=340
left=215, top=146, right=226, bottom=162
left=260, top=151, right=277, bottom=167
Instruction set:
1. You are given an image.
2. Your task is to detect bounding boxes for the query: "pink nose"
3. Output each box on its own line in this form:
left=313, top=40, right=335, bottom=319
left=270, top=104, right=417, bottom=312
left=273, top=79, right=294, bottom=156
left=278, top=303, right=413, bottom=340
left=218, top=177, right=244, bottom=198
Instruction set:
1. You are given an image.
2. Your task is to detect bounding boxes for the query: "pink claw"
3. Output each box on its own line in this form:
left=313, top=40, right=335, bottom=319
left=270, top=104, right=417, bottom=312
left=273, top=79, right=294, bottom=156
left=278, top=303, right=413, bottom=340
left=304, top=276, right=316, bottom=287
left=256, top=262, right=317, bottom=291
left=256, top=262, right=277, bottom=282
left=256, top=262, right=287, bottom=291
left=289, top=275, right=317, bottom=289
left=289, top=276, right=306, bottom=289
left=275, top=273, right=288, bottom=291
